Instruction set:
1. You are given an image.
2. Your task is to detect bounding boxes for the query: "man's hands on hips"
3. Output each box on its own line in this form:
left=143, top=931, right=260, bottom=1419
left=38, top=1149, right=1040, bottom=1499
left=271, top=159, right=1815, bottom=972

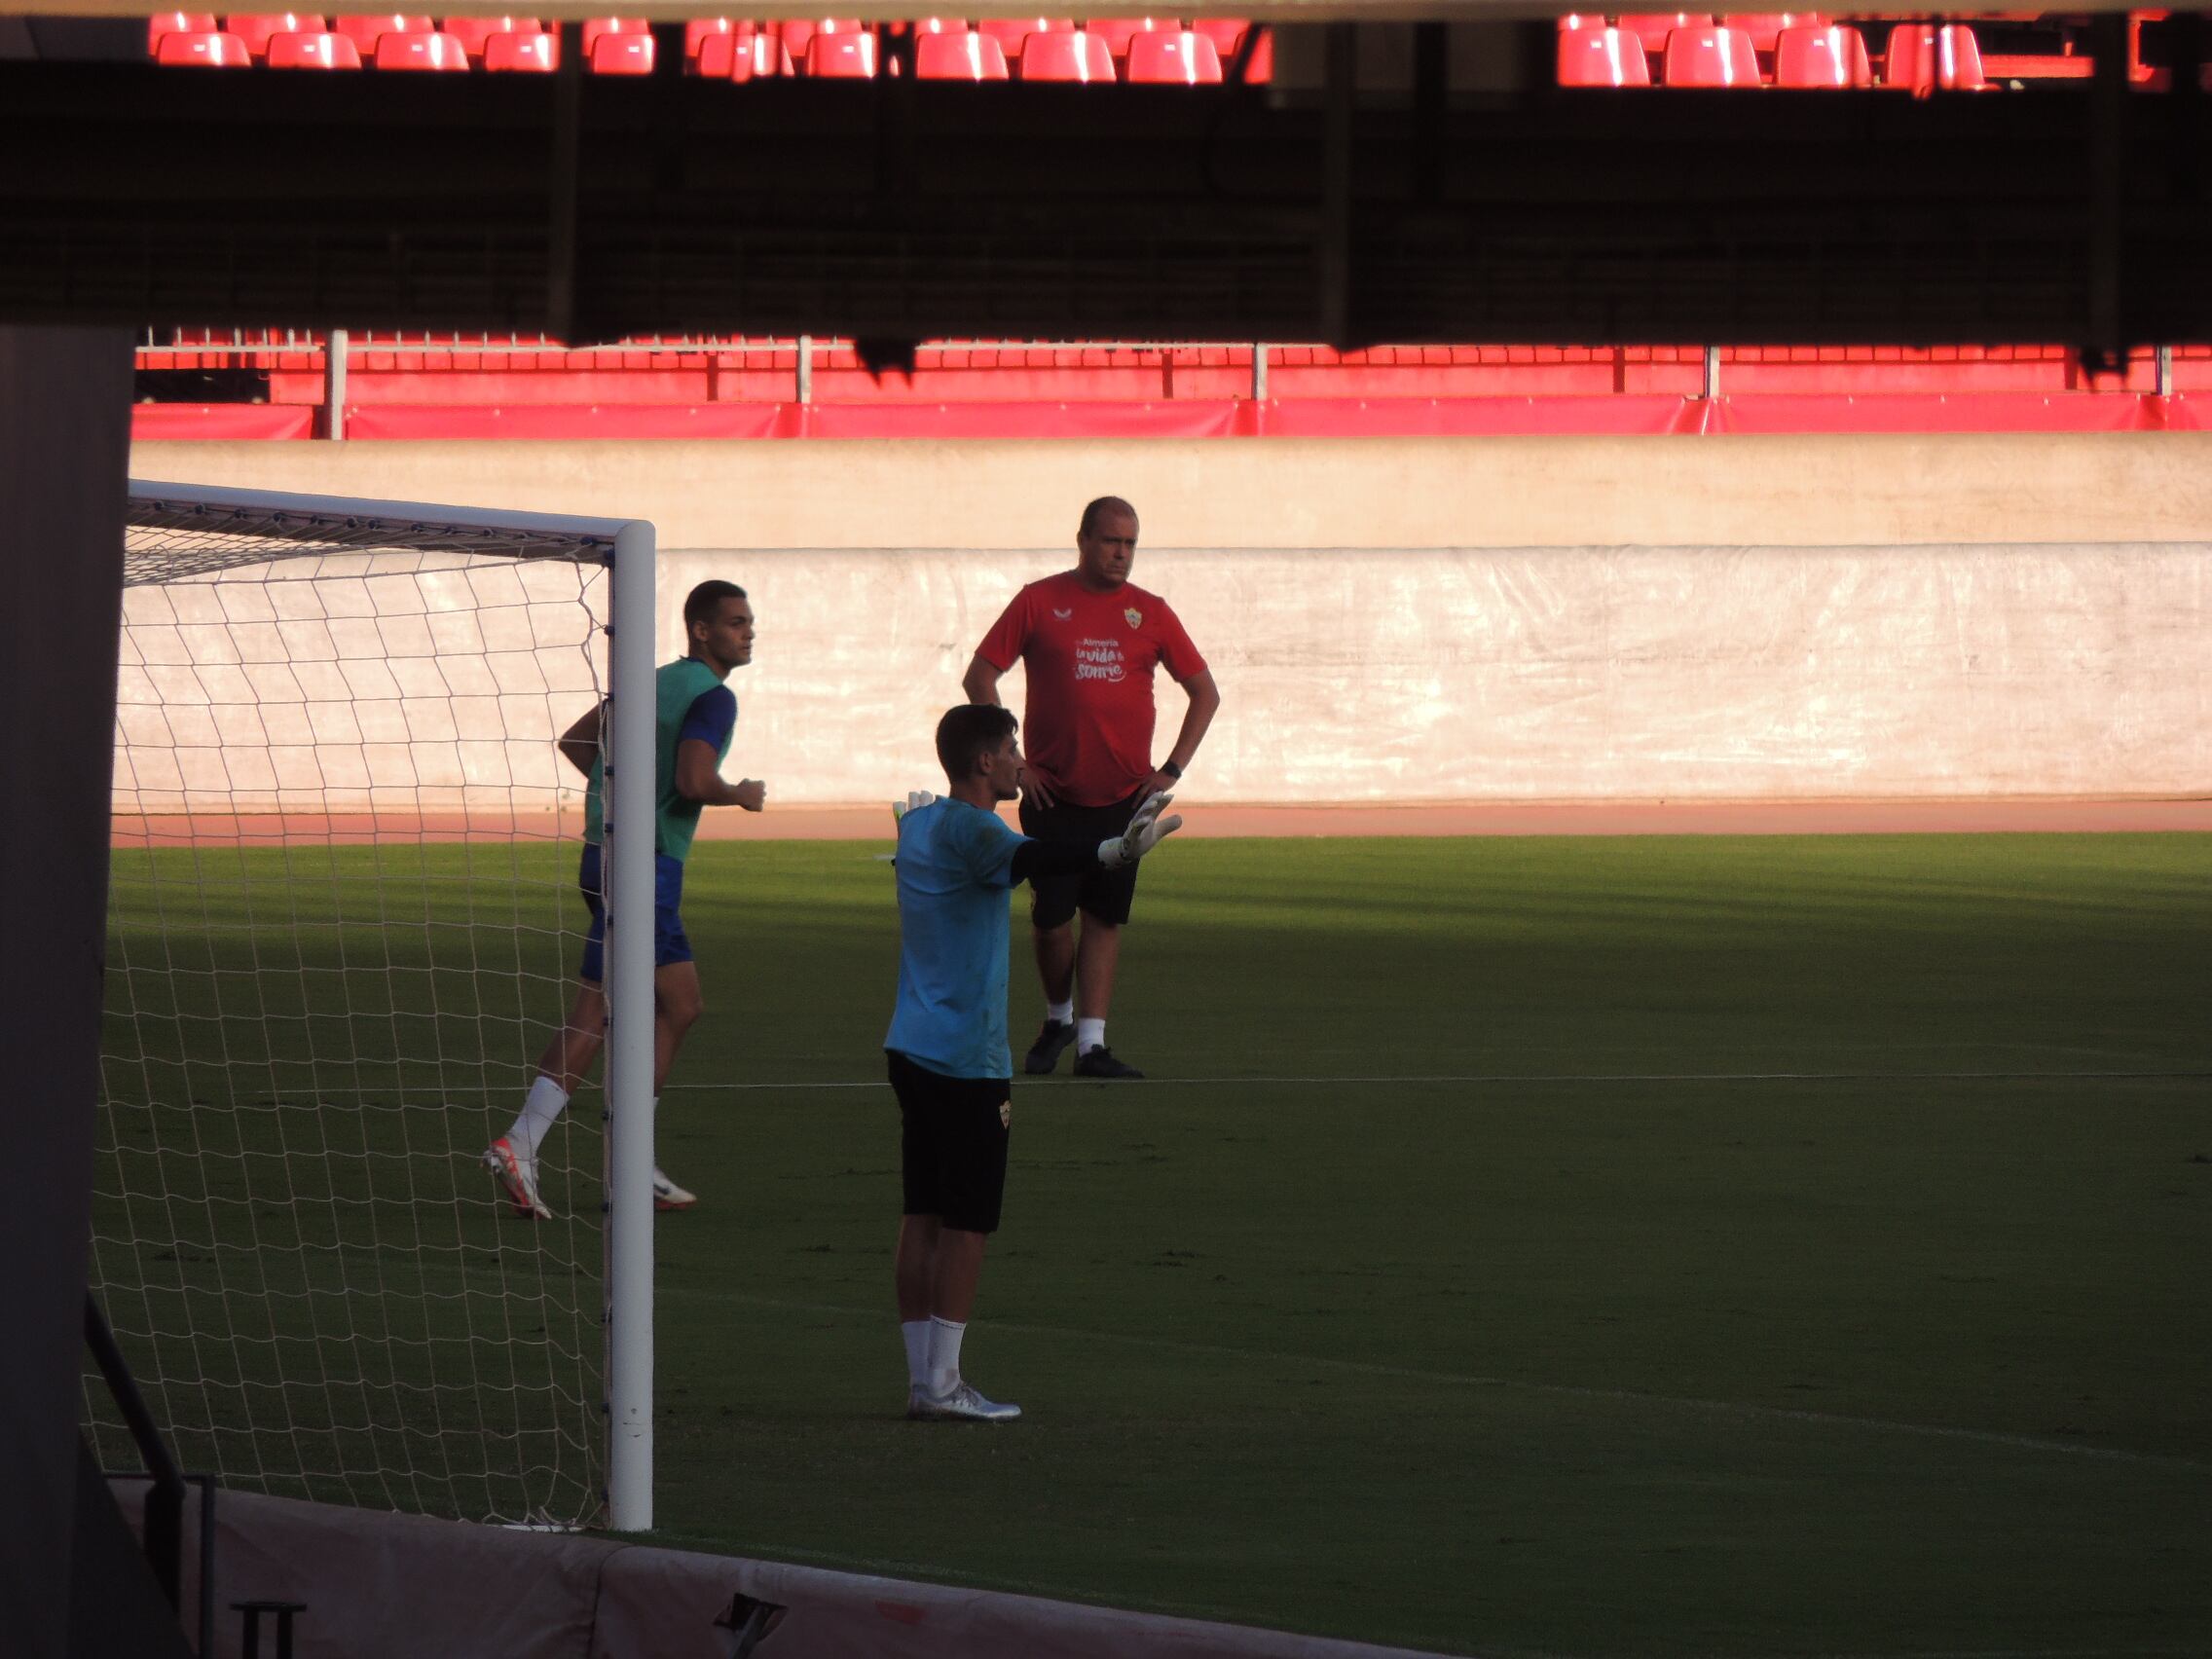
left=1140, top=769, right=1180, bottom=798
left=1020, top=772, right=1059, bottom=810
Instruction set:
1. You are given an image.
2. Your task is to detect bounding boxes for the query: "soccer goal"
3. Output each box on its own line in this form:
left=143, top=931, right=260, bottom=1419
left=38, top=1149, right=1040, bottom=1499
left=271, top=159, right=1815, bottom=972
left=85, top=481, right=660, bottom=1531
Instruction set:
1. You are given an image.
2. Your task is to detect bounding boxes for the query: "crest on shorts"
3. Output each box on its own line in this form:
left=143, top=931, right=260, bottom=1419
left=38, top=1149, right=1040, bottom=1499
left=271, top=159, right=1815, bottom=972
left=1123, top=606, right=1143, bottom=629
left=999, top=1100, right=1013, bottom=1129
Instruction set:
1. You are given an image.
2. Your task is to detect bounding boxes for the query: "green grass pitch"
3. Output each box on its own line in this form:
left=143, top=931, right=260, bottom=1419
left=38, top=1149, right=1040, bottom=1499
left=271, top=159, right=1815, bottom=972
left=95, top=831, right=2212, bottom=1657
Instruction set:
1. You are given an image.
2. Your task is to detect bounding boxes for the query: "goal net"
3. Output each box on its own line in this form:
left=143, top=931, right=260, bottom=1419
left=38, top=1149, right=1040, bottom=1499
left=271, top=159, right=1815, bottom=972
left=83, top=482, right=656, bottom=1530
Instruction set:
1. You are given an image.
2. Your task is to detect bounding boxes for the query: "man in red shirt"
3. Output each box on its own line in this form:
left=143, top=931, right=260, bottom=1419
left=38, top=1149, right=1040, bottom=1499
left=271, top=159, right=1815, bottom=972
left=962, top=497, right=1222, bottom=1079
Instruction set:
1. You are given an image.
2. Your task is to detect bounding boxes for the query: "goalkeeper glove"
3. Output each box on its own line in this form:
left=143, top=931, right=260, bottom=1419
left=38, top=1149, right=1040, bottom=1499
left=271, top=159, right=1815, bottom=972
left=892, top=790, right=937, bottom=823
left=1098, top=792, right=1183, bottom=870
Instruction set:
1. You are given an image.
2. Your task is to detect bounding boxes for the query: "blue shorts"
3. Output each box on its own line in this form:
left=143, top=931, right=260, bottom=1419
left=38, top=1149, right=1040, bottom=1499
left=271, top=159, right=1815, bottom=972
left=577, top=842, right=692, bottom=983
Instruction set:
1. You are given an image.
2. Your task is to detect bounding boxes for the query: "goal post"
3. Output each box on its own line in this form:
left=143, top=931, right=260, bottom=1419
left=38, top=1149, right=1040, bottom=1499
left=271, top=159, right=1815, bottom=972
left=91, top=480, right=658, bottom=1532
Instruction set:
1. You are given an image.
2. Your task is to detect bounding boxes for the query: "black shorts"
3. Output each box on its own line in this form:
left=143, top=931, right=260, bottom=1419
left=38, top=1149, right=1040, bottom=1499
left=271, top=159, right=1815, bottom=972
left=1018, top=788, right=1146, bottom=930
left=888, top=1051, right=1012, bottom=1235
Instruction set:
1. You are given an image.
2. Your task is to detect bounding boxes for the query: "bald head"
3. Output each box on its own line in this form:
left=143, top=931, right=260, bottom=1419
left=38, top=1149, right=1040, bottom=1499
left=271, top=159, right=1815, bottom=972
left=1079, top=497, right=1137, bottom=538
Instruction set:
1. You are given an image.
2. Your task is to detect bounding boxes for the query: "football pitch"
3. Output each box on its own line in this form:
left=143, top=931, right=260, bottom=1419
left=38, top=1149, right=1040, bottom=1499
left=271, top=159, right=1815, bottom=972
left=103, top=830, right=2212, bottom=1657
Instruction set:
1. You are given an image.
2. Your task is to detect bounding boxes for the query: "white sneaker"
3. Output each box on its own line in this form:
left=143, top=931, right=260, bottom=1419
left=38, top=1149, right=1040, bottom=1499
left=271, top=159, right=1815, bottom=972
left=651, top=1167, right=696, bottom=1211
left=911, top=1381, right=1021, bottom=1422
left=484, top=1137, right=552, bottom=1220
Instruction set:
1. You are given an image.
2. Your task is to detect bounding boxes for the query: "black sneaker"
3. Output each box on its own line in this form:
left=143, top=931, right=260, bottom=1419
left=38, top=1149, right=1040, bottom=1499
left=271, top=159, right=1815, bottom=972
left=1023, top=1019, right=1077, bottom=1076
left=1073, top=1046, right=1144, bottom=1080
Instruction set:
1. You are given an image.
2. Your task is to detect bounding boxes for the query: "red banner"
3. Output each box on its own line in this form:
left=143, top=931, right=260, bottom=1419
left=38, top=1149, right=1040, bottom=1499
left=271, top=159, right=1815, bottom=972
left=130, top=404, right=314, bottom=440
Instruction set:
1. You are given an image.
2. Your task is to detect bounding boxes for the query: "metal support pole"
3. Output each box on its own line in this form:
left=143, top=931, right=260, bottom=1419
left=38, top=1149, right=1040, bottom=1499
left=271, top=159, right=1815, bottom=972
left=325, top=330, right=347, bottom=440
left=1251, top=342, right=1269, bottom=403
left=2157, top=343, right=2173, bottom=397
left=1702, top=345, right=1720, bottom=401
left=795, top=334, right=813, bottom=404
left=603, top=518, right=657, bottom=1533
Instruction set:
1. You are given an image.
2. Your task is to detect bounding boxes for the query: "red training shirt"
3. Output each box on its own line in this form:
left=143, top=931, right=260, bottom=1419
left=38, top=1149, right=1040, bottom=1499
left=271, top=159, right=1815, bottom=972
left=976, top=571, right=1208, bottom=807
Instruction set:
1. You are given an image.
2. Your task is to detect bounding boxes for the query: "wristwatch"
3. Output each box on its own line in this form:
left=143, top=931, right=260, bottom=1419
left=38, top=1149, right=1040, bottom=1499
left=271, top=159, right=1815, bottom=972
left=1159, top=759, right=1183, bottom=779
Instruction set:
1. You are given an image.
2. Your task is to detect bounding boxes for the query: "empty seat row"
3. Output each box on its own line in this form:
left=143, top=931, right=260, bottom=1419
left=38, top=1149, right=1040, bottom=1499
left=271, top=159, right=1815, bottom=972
left=147, top=14, right=1267, bottom=80
left=1560, top=20, right=1989, bottom=90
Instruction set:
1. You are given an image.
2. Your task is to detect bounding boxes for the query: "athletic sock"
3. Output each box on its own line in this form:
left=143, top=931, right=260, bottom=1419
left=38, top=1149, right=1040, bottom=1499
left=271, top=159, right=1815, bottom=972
left=926, top=1315, right=966, bottom=1396
left=902, top=1320, right=932, bottom=1387
left=508, top=1076, right=569, bottom=1161
left=1076, top=1017, right=1106, bottom=1055
left=1047, top=998, right=1074, bottom=1025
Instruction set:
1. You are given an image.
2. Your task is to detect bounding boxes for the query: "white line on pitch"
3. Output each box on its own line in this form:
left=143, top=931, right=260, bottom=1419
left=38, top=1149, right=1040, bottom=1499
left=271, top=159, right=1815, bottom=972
left=670, top=1068, right=2210, bottom=1092
left=659, top=1286, right=2212, bottom=1477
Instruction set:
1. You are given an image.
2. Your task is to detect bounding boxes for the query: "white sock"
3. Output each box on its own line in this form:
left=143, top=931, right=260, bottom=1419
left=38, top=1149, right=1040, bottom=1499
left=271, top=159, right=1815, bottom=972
left=926, top=1315, right=966, bottom=1395
left=507, top=1076, right=569, bottom=1161
left=1047, top=998, right=1074, bottom=1025
left=902, top=1320, right=932, bottom=1387
left=1076, top=1017, right=1106, bottom=1055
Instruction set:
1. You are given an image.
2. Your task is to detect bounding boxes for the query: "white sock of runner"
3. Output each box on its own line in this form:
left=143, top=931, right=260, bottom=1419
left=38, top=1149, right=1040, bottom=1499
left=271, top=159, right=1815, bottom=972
left=902, top=1320, right=932, bottom=1387
left=1047, top=998, right=1074, bottom=1025
left=926, top=1315, right=966, bottom=1395
left=507, top=1076, right=569, bottom=1160
left=1076, top=1017, right=1106, bottom=1055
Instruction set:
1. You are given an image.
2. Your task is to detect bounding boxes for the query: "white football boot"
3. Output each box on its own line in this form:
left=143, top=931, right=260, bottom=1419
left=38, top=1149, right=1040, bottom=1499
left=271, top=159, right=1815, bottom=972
left=651, top=1167, right=697, bottom=1210
left=483, top=1137, right=552, bottom=1220
left=912, top=1381, right=1022, bottom=1422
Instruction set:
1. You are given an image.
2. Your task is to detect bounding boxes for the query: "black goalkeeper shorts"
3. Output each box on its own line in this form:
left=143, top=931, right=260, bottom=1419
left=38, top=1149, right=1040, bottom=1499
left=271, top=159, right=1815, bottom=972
left=1018, top=787, right=1147, bottom=929
left=889, top=1050, right=1012, bottom=1235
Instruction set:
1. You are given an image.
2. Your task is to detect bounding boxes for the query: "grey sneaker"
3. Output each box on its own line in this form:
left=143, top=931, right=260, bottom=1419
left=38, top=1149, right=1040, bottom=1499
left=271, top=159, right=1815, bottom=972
left=912, top=1381, right=1022, bottom=1422
left=1073, top=1046, right=1144, bottom=1080
left=1023, top=1019, right=1077, bottom=1075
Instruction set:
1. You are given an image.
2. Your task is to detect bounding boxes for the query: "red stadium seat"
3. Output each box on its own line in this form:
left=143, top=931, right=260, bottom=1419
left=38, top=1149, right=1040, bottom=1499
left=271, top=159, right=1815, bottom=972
left=156, top=29, right=252, bottom=64
left=147, top=12, right=218, bottom=52
left=580, top=15, right=647, bottom=56
left=1558, top=25, right=1651, bottom=86
left=977, top=17, right=1073, bottom=54
left=915, top=29, right=1010, bottom=79
left=1773, top=23, right=1867, bottom=87
left=224, top=13, right=326, bottom=56
left=1720, top=13, right=1819, bottom=52
left=589, top=30, right=654, bottom=73
left=1884, top=23, right=1988, bottom=91
left=746, top=28, right=793, bottom=75
left=1617, top=14, right=1709, bottom=54
left=1662, top=24, right=1759, bottom=85
left=374, top=28, right=467, bottom=67
left=683, top=16, right=736, bottom=56
left=1556, top=12, right=1605, bottom=30
left=439, top=16, right=537, bottom=57
left=693, top=29, right=754, bottom=77
left=1235, top=23, right=1271, bottom=81
left=1017, top=28, right=1113, bottom=80
left=1125, top=29, right=1222, bottom=83
left=483, top=28, right=555, bottom=70
left=804, top=30, right=875, bottom=76
left=1190, top=18, right=1250, bottom=55
left=331, top=14, right=429, bottom=53
left=781, top=18, right=860, bottom=60
left=1084, top=17, right=1169, bottom=60
left=913, top=15, right=963, bottom=31
left=266, top=27, right=361, bottom=65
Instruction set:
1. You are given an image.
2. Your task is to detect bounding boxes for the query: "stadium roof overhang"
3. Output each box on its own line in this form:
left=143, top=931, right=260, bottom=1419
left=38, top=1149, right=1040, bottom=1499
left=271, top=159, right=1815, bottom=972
left=3, top=12, right=2209, bottom=358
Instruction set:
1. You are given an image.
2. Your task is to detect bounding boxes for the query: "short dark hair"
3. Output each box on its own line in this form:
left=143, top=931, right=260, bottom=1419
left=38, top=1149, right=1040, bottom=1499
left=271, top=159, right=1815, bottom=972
left=937, top=703, right=1018, bottom=781
left=1078, top=496, right=1137, bottom=538
left=682, top=579, right=748, bottom=633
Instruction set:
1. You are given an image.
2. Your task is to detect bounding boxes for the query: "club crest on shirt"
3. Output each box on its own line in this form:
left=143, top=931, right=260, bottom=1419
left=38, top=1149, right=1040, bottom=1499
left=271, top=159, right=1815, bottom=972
left=1123, top=606, right=1143, bottom=629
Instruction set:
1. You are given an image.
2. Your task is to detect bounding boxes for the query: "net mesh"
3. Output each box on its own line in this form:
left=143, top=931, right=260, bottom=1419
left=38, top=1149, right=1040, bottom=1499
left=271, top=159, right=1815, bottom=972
left=85, top=490, right=617, bottom=1527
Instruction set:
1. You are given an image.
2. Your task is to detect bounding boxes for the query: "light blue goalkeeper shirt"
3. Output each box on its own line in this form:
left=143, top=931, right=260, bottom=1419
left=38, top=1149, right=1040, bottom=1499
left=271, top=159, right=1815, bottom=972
left=885, top=798, right=1029, bottom=1081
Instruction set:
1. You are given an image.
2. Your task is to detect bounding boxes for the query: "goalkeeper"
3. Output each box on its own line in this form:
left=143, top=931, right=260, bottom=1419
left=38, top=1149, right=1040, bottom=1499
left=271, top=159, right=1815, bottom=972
left=888, top=703, right=1182, bottom=1422
left=485, top=579, right=767, bottom=1220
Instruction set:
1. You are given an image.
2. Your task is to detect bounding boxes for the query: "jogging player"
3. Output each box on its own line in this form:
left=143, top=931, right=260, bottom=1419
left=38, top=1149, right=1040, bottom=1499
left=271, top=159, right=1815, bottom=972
left=889, top=703, right=1182, bottom=1420
left=962, top=496, right=1221, bottom=1080
left=484, top=579, right=767, bottom=1219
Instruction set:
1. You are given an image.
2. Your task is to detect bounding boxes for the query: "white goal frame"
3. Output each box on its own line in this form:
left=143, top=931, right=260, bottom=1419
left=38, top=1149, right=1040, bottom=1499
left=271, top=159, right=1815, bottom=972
left=121, top=479, right=660, bottom=1533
